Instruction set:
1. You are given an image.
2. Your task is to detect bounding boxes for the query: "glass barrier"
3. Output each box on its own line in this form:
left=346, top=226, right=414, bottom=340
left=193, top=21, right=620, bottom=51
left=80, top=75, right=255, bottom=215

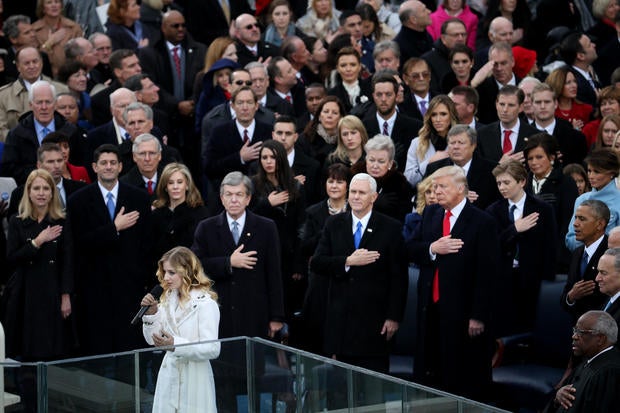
left=1, top=337, right=509, bottom=413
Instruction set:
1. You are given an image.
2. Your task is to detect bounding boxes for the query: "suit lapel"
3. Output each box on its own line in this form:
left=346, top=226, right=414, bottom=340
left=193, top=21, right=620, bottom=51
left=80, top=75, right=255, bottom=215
left=358, top=212, right=377, bottom=249
left=450, top=202, right=472, bottom=238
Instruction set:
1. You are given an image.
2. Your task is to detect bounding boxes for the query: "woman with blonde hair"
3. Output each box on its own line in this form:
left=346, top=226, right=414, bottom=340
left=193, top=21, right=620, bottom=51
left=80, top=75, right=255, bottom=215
left=404, top=95, right=458, bottom=187
left=403, top=175, right=437, bottom=242
left=142, top=246, right=220, bottom=412
left=296, top=0, right=341, bottom=41
left=151, top=163, right=208, bottom=262
left=326, top=115, right=368, bottom=169
left=5, top=169, right=73, bottom=361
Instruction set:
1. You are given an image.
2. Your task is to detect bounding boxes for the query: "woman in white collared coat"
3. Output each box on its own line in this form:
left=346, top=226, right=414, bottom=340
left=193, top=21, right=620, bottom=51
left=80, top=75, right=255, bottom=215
left=142, top=246, right=221, bottom=412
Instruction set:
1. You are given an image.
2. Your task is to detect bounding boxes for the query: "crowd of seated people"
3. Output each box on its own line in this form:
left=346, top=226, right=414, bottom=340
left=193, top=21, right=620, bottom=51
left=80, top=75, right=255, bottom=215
left=1, top=0, right=620, bottom=409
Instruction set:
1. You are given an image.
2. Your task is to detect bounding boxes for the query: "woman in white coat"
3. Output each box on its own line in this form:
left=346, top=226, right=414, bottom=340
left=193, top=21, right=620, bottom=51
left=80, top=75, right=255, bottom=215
left=142, top=246, right=221, bottom=412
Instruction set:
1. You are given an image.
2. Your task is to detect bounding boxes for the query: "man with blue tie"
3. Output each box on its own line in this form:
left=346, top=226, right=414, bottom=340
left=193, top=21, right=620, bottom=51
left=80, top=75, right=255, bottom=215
left=1, top=80, right=81, bottom=185
left=595, top=248, right=620, bottom=335
left=67, top=144, right=152, bottom=355
left=562, top=200, right=610, bottom=322
left=311, top=173, right=407, bottom=373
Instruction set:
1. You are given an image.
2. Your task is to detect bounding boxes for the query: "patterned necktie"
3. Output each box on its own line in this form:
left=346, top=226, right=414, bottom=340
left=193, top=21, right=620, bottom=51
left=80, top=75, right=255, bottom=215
left=243, top=129, right=249, bottom=144
left=382, top=121, right=389, bottom=136
left=502, top=130, right=513, bottom=154
left=419, top=100, right=427, bottom=116
left=433, top=210, right=452, bottom=303
left=231, top=221, right=240, bottom=244
left=106, top=192, right=115, bottom=221
left=172, top=46, right=181, bottom=79
left=147, top=180, right=154, bottom=195
left=353, top=221, right=362, bottom=249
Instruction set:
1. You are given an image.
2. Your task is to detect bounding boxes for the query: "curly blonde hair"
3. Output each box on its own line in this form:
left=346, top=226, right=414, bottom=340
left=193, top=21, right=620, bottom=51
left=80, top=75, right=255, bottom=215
left=416, top=95, right=458, bottom=159
left=157, top=247, right=218, bottom=305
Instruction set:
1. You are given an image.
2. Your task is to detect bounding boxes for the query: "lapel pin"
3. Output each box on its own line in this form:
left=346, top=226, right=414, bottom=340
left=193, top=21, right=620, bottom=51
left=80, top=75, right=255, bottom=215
left=246, top=233, right=251, bottom=237
left=367, top=228, right=373, bottom=233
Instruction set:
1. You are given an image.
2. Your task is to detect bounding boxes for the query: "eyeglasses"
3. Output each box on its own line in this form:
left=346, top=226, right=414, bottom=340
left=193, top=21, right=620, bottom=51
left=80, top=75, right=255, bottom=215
left=244, top=23, right=259, bottom=30
left=170, top=23, right=186, bottom=29
left=407, top=71, right=430, bottom=80
left=234, top=80, right=253, bottom=86
left=572, top=327, right=601, bottom=337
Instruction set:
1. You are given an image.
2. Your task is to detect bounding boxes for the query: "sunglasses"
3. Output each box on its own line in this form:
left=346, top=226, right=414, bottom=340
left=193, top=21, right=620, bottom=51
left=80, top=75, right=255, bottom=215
left=170, top=23, right=186, bottom=29
left=234, top=80, right=253, bottom=86
left=244, top=23, right=259, bottom=30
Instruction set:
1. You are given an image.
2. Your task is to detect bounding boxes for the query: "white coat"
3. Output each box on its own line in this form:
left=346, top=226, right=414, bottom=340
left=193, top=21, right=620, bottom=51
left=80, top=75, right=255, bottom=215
left=143, top=289, right=221, bottom=412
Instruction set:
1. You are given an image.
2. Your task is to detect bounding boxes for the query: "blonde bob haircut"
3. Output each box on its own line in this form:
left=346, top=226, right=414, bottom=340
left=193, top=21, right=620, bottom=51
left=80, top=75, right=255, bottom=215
left=153, top=163, right=204, bottom=209
left=18, top=169, right=64, bottom=221
left=157, top=247, right=218, bottom=305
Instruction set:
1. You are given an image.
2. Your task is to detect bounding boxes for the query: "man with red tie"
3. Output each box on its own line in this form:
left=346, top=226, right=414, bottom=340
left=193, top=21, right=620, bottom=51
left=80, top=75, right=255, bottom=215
left=407, top=165, right=500, bottom=400
left=476, top=85, right=538, bottom=164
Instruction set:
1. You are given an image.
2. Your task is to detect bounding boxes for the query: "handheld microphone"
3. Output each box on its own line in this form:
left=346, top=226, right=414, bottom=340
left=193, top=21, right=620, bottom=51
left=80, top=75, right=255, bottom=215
left=131, top=285, right=164, bottom=325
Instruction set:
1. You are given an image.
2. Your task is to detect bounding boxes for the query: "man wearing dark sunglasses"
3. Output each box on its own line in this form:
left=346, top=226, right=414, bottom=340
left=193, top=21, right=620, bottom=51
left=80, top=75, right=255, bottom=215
left=233, top=14, right=279, bottom=67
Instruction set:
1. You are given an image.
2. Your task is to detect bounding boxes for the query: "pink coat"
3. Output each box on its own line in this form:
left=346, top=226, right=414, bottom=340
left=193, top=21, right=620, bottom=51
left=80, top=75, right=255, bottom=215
left=427, top=4, right=478, bottom=51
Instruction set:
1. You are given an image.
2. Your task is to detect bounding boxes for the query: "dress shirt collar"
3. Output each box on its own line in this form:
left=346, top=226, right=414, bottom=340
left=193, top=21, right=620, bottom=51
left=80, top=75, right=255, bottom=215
left=495, top=74, right=516, bottom=88
left=572, top=65, right=593, bottom=83
left=413, top=92, right=430, bottom=105
left=446, top=197, right=467, bottom=230
left=534, top=118, right=556, bottom=135
left=98, top=181, right=119, bottom=203
left=258, top=95, right=267, bottom=107
left=235, top=119, right=256, bottom=142
left=141, top=171, right=158, bottom=186
left=584, top=234, right=605, bottom=261
left=34, top=119, right=55, bottom=144
left=287, top=149, right=295, bottom=167
left=508, top=192, right=526, bottom=216
left=166, top=41, right=181, bottom=53
left=376, top=111, right=397, bottom=134
left=226, top=211, right=246, bottom=232
left=608, top=290, right=620, bottom=306
left=352, top=210, right=372, bottom=233
left=459, top=158, right=473, bottom=175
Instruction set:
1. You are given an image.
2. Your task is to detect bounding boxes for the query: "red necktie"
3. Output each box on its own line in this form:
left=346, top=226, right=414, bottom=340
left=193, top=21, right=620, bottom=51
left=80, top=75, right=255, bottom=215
left=172, top=46, right=181, bottom=79
left=147, top=180, right=154, bottom=195
left=243, top=129, right=249, bottom=144
left=502, top=129, right=513, bottom=154
left=433, top=210, right=452, bottom=303
left=285, top=95, right=291, bottom=103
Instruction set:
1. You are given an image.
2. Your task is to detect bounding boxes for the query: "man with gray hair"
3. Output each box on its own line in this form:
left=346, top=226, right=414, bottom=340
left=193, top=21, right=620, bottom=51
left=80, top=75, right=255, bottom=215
left=596, top=248, right=620, bottom=329
left=120, top=133, right=162, bottom=200
left=552, top=310, right=620, bottom=411
left=1, top=80, right=80, bottom=184
left=408, top=165, right=499, bottom=399
left=425, top=124, right=500, bottom=209
left=394, top=1, right=433, bottom=66
left=192, top=171, right=284, bottom=411
left=246, top=62, right=293, bottom=116
left=373, top=40, right=401, bottom=72
left=0, top=46, right=68, bottom=140
left=311, top=172, right=407, bottom=373
left=609, top=227, right=620, bottom=249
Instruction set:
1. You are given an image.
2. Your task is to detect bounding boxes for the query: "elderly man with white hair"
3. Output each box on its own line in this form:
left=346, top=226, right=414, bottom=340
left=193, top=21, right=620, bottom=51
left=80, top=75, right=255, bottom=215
left=1, top=80, right=81, bottom=185
left=311, top=172, right=407, bottom=373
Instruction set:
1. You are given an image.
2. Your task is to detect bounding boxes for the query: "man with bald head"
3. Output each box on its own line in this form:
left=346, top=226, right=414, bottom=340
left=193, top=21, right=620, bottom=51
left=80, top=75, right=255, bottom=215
left=0, top=47, right=68, bottom=141
left=234, top=14, right=279, bottom=66
left=394, top=1, right=433, bottom=66
left=474, top=17, right=514, bottom=71
left=86, top=88, right=137, bottom=174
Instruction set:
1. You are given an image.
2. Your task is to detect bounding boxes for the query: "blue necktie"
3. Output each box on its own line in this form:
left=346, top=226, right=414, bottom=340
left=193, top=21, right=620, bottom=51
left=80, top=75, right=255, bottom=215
left=106, top=192, right=115, bottom=220
left=580, top=251, right=589, bottom=276
left=419, top=100, right=427, bottom=116
left=124, top=132, right=131, bottom=140
left=353, top=221, right=362, bottom=249
left=231, top=221, right=240, bottom=245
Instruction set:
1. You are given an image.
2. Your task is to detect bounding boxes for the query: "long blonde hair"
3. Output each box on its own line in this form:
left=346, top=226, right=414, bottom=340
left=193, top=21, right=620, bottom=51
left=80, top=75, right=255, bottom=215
left=157, top=247, right=218, bottom=305
left=152, top=163, right=204, bottom=209
left=416, top=95, right=458, bottom=158
left=18, top=169, right=64, bottom=221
